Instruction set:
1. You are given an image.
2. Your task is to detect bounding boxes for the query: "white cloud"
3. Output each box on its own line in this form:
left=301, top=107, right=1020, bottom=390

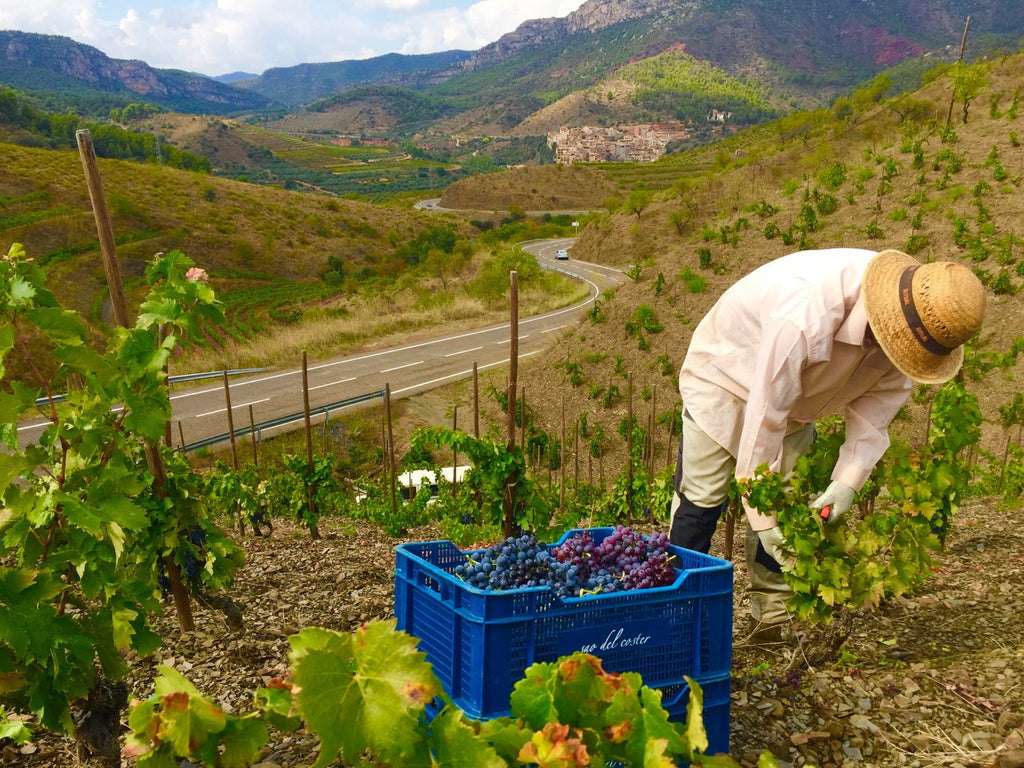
left=0, top=0, right=587, bottom=74
left=364, top=0, right=429, bottom=10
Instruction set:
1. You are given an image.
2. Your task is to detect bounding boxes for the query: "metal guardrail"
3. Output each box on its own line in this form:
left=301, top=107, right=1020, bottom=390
left=183, top=389, right=386, bottom=453
left=168, top=368, right=266, bottom=385
left=33, top=368, right=267, bottom=407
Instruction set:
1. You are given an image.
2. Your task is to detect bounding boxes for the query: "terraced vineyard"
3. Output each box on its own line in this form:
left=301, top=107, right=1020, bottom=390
left=224, top=121, right=459, bottom=200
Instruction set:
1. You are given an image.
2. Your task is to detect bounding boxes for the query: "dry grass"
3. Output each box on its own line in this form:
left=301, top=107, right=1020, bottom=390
left=175, top=268, right=589, bottom=373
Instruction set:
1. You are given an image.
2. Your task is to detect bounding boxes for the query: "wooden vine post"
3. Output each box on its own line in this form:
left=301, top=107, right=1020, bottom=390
left=574, top=418, right=580, bottom=493
left=503, top=271, right=519, bottom=538
left=385, top=383, right=398, bottom=519
left=650, top=387, right=657, bottom=478
left=560, top=395, right=566, bottom=511
left=76, top=128, right=195, bottom=631
left=521, top=387, right=527, bottom=453
left=452, top=406, right=458, bottom=493
left=301, top=351, right=320, bottom=539
left=221, top=370, right=245, bottom=533
left=473, top=362, right=480, bottom=438
left=946, top=16, right=972, bottom=126
left=248, top=404, right=259, bottom=466
left=223, top=370, right=239, bottom=472
left=626, top=372, right=634, bottom=524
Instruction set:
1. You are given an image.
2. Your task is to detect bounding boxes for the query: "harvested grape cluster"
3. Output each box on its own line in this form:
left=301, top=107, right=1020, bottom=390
left=453, top=525, right=678, bottom=597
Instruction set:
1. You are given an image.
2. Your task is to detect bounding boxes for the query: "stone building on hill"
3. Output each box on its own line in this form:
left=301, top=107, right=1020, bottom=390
left=548, top=123, right=689, bottom=163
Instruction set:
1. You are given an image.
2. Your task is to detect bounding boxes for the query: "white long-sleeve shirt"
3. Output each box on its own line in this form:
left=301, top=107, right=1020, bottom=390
left=678, top=248, right=912, bottom=530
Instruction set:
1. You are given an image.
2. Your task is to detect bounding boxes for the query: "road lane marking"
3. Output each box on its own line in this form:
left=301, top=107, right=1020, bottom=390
left=392, top=351, right=542, bottom=395
left=381, top=360, right=423, bottom=373
left=170, top=368, right=299, bottom=399
left=445, top=346, right=483, bottom=357
left=310, top=377, right=357, bottom=391
left=195, top=398, right=270, bottom=418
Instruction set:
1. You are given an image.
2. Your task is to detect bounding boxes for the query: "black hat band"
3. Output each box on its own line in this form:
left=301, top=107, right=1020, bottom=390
left=899, top=266, right=953, bottom=356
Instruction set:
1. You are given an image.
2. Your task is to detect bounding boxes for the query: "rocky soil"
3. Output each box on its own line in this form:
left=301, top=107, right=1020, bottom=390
left=9, top=497, right=1024, bottom=768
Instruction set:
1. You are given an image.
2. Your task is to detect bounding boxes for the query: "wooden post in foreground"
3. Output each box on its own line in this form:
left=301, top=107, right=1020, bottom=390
left=452, top=406, right=458, bottom=493
left=626, top=372, right=634, bottom=524
left=473, top=362, right=480, bottom=438
left=248, top=405, right=259, bottom=466
left=560, top=396, right=566, bottom=511
left=301, top=351, right=320, bottom=539
left=76, top=128, right=194, bottom=631
left=386, top=383, right=398, bottom=519
left=503, top=271, right=519, bottom=538
left=223, top=370, right=239, bottom=472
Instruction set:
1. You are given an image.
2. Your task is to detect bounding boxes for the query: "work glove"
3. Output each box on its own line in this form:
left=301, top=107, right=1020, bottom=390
left=810, top=481, right=856, bottom=524
left=756, top=526, right=796, bottom=571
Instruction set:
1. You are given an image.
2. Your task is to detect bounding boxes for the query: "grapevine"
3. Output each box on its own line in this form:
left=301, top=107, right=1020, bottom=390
left=0, top=244, right=240, bottom=744
left=740, top=377, right=984, bottom=623
left=125, top=619, right=760, bottom=768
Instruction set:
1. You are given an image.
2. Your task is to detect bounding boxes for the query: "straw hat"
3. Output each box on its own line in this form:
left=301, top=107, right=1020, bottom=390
left=863, top=250, right=986, bottom=384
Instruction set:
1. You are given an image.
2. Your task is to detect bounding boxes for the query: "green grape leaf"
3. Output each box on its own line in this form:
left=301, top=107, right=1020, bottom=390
left=616, top=686, right=689, bottom=767
left=0, top=452, right=28, bottom=493
left=8, top=274, right=37, bottom=306
left=509, top=659, right=560, bottom=729
left=427, top=706, right=507, bottom=768
left=0, top=323, right=13, bottom=381
left=518, top=720, right=592, bottom=768
left=289, top=621, right=440, bottom=767
left=551, top=654, right=627, bottom=722
left=134, top=750, right=179, bottom=768
left=0, top=709, right=32, bottom=744
left=25, top=306, right=86, bottom=344
left=681, top=678, right=709, bottom=756
left=56, top=494, right=105, bottom=537
left=218, top=715, right=269, bottom=768
left=477, top=715, right=533, bottom=764
left=151, top=668, right=228, bottom=762
left=254, top=680, right=302, bottom=733
left=694, top=756, right=747, bottom=767
left=136, top=298, right=181, bottom=329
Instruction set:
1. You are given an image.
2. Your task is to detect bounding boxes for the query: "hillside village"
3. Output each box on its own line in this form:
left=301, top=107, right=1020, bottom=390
left=547, top=122, right=689, bottom=162
left=548, top=109, right=731, bottom=163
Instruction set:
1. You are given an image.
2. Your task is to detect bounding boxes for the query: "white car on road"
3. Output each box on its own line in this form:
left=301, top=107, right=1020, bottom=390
left=555, top=248, right=569, bottom=260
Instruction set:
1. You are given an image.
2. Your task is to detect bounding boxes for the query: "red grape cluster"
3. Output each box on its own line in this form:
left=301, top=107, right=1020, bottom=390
left=552, top=525, right=677, bottom=593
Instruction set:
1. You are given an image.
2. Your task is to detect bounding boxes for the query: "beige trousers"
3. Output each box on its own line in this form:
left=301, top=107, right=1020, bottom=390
left=672, top=411, right=816, bottom=624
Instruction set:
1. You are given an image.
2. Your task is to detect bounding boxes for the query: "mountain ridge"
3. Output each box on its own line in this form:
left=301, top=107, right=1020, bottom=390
left=0, top=30, right=273, bottom=114
left=7, top=0, right=1024, bottom=124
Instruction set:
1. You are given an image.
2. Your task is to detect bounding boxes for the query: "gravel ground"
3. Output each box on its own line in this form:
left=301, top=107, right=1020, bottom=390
left=9, top=497, right=1024, bottom=768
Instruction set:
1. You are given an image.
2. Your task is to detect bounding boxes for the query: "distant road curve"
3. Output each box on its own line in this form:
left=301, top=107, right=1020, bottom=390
left=16, top=240, right=623, bottom=451
left=415, top=198, right=590, bottom=216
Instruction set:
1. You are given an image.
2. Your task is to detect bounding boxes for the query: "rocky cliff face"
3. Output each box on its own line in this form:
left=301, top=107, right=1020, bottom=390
left=463, top=0, right=1024, bottom=82
left=465, top=0, right=683, bottom=69
left=564, top=0, right=679, bottom=35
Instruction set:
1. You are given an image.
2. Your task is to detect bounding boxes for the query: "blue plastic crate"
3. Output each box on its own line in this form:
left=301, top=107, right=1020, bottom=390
left=394, top=527, right=733, bottom=722
left=661, top=673, right=731, bottom=757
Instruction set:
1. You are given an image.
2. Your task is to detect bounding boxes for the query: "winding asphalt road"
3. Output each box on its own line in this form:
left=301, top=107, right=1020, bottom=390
left=17, top=239, right=624, bottom=450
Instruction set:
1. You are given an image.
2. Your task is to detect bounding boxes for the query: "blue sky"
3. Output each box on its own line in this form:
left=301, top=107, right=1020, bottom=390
left=0, top=0, right=585, bottom=76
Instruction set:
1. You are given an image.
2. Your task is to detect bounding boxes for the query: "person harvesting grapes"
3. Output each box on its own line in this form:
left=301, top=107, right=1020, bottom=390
left=667, top=248, right=986, bottom=633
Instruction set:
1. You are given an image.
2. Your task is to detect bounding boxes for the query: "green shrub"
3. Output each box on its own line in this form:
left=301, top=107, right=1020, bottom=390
left=678, top=268, right=707, bottom=293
